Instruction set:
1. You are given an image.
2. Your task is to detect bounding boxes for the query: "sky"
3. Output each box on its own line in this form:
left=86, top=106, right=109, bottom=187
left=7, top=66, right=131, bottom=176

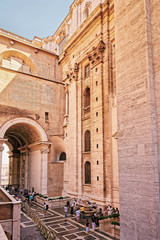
left=0, top=0, right=74, bottom=40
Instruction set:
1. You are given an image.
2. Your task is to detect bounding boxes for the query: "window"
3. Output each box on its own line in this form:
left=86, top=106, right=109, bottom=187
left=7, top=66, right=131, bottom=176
left=85, top=64, right=90, bottom=78
left=59, top=152, right=66, bottom=161
left=85, top=130, right=91, bottom=152
left=85, top=161, right=91, bottom=184
left=45, top=112, right=49, bottom=121
left=84, top=87, right=90, bottom=108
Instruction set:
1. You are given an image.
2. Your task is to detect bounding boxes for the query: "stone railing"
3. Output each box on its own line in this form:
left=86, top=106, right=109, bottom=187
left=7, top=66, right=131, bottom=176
left=24, top=202, right=57, bottom=240
left=35, top=195, right=71, bottom=208
left=0, top=224, right=8, bottom=240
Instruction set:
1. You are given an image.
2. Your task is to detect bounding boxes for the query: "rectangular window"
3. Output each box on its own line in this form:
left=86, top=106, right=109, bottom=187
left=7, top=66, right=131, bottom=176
left=45, top=112, right=49, bottom=121
left=85, top=64, right=90, bottom=78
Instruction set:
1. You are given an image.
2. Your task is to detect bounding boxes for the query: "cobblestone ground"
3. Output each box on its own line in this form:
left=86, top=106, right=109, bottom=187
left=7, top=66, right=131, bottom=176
left=21, top=203, right=115, bottom=240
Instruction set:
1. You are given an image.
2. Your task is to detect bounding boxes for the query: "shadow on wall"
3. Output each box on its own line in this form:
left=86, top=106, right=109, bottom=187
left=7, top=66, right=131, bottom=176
left=50, top=136, right=66, bottom=162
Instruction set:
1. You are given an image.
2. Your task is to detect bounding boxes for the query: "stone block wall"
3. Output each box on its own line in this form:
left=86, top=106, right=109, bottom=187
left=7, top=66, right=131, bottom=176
left=115, top=0, right=160, bottom=239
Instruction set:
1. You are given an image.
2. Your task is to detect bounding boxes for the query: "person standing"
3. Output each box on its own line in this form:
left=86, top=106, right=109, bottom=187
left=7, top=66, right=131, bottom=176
left=85, top=219, right=90, bottom=235
left=46, top=202, right=49, bottom=213
left=64, top=205, right=68, bottom=220
left=80, top=206, right=84, bottom=219
left=70, top=203, right=74, bottom=216
left=75, top=208, right=80, bottom=222
left=91, top=215, right=96, bottom=233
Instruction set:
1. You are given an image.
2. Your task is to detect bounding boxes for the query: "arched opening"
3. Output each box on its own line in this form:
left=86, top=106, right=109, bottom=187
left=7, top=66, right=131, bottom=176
left=0, top=118, right=49, bottom=195
left=85, top=130, right=91, bottom=152
left=85, top=161, right=91, bottom=184
left=84, top=87, right=90, bottom=108
left=0, top=50, right=37, bottom=75
left=59, top=152, right=66, bottom=161
left=1, top=144, right=9, bottom=186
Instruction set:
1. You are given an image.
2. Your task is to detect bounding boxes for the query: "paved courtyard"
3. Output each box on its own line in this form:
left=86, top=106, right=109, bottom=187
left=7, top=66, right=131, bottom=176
left=20, top=203, right=115, bottom=240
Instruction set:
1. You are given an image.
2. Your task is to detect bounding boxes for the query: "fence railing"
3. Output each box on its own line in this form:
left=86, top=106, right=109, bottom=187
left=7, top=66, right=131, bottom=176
left=24, top=202, right=57, bottom=240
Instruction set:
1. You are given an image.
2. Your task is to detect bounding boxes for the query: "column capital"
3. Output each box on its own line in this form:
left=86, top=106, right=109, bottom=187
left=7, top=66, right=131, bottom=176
left=41, top=148, right=50, bottom=154
left=27, top=141, right=52, bottom=152
left=0, top=138, right=8, bottom=144
left=8, top=151, right=13, bottom=157
left=18, top=146, right=29, bottom=154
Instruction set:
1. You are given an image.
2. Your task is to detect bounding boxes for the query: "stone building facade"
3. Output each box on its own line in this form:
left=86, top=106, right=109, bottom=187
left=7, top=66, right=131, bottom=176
left=0, top=0, right=160, bottom=239
left=0, top=29, right=65, bottom=196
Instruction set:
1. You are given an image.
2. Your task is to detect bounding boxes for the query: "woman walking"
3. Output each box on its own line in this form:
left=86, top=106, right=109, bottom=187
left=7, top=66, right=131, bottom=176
left=85, top=219, right=90, bottom=235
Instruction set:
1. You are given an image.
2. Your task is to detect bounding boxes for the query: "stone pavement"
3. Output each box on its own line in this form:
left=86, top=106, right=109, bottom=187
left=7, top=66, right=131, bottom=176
left=21, top=203, right=115, bottom=240
left=20, top=212, right=45, bottom=240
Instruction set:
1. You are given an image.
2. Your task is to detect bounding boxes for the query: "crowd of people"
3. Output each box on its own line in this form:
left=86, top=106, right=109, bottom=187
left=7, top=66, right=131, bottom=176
left=5, top=186, right=119, bottom=235
left=63, top=198, right=119, bottom=235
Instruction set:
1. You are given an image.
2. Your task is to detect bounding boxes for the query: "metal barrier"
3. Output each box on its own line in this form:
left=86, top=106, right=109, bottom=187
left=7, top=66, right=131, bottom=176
left=24, top=202, right=57, bottom=240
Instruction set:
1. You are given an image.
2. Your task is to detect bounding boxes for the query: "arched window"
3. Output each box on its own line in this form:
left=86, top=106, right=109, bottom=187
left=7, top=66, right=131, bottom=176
left=84, top=87, right=90, bottom=108
left=59, top=152, right=66, bottom=161
left=85, top=161, right=91, bottom=184
left=85, top=130, right=91, bottom=152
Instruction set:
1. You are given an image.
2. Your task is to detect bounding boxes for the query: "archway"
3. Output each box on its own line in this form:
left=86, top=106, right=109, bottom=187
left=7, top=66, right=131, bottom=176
left=0, top=118, right=50, bottom=195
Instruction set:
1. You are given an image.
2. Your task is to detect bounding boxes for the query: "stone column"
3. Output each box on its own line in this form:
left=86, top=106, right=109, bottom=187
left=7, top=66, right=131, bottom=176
left=63, top=84, right=69, bottom=126
left=0, top=138, right=7, bottom=186
left=41, top=147, right=49, bottom=195
left=0, top=143, right=4, bottom=186
left=24, top=152, right=29, bottom=190
left=19, top=147, right=29, bottom=190
left=8, top=151, right=13, bottom=185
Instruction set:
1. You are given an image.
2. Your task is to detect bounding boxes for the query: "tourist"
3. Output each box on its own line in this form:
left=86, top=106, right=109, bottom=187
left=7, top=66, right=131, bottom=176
left=64, top=205, right=68, bottom=220
left=67, top=200, right=70, bottom=209
left=80, top=206, right=84, bottom=218
left=108, top=206, right=112, bottom=216
left=29, top=194, right=33, bottom=205
left=116, top=208, right=119, bottom=214
left=112, top=207, right=116, bottom=213
left=46, top=202, right=49, bottom=213
left=44, top=202, right=46, bottom=214
left=92, top=202, right=97, bottom=209
left=75, top=208, right=80, bottom=222
left=20, top=187, right=23, bottom=195
left=70, top=203, right=74, bottom=216
left=91, top=215, right=96, bottom=233
left=85, top=219, right=90, bottom=235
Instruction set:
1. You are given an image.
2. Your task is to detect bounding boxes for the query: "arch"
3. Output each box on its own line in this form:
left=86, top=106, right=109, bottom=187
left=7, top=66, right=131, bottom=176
left=84, top=87, right=90, bottom=108
left=85, top=161, right=91, bottom=184
left=0, top=117, right=48, bottom=141
left=59, top=152, right=66, bottom=161
left=0, top=50, right=37, bottom=75
left=85, top=130, right=91, bottom=152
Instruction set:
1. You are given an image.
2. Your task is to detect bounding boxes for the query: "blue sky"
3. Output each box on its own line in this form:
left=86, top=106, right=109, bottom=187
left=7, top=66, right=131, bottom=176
left=0, top=0, right=73, bottom=40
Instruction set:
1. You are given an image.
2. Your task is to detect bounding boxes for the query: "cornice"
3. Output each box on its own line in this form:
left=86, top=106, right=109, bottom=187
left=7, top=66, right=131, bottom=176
left=0, top=29, right=58, bottom=56
left=59, top=3, right=108, bottom=63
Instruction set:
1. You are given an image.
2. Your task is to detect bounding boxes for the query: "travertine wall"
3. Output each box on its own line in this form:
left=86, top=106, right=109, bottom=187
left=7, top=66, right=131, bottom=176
left=115, top=0, right=160, bottom=239
left=0, top=33, right=65, bottom=196
left=60, top=1, right=119, bottom=207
